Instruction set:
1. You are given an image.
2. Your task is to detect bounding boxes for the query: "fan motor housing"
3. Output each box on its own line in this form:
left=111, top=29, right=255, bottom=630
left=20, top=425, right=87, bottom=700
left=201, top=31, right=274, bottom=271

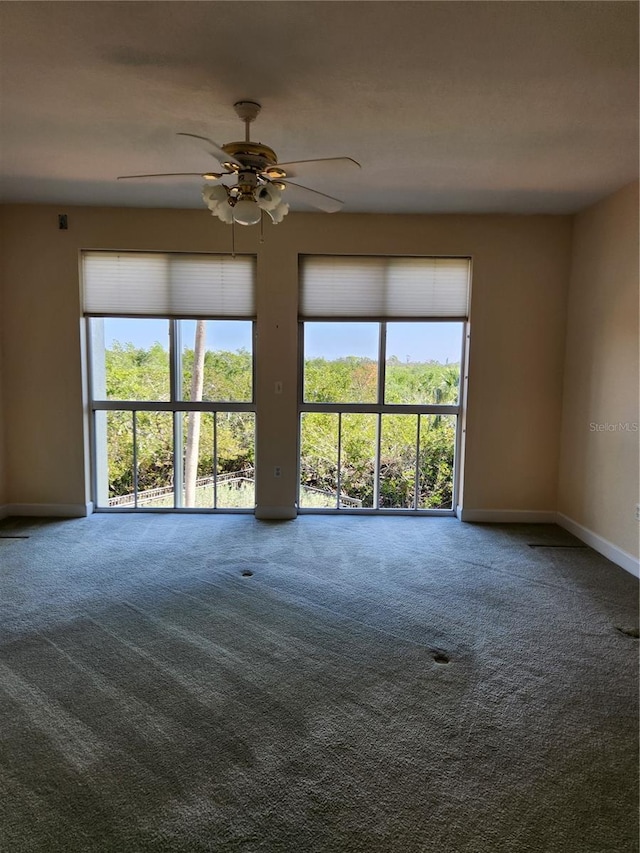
left=222, top=141, right=278, bottom=171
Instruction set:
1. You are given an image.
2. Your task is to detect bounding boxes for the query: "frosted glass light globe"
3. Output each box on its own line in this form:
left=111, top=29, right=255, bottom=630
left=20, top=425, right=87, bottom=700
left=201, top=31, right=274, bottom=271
left=233, top=198, right=261, bottom=226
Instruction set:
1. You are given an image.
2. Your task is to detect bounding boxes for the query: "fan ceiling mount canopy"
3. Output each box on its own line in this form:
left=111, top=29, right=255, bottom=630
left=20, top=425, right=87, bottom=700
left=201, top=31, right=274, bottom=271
left=118, top=100, right=361, bottom=226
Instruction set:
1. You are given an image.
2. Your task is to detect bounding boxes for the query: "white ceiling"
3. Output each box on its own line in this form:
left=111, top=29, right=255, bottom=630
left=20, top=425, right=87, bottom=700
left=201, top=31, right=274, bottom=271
left=0, top=1, right=637, bottom=215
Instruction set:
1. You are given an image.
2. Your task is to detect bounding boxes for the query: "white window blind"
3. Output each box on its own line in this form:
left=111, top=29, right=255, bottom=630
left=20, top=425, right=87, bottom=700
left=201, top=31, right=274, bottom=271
left=300, top=256, right=470, bottom=318
left=82, top=252, right=256, bottom=317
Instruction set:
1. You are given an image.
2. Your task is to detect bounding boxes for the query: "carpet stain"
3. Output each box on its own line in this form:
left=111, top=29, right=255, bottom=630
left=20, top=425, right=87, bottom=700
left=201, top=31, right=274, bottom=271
left=432, top=651, right=451, bottom=664
left=241, top=570, right=254, bottom=577
left=615, top=625, right=639, bottom=639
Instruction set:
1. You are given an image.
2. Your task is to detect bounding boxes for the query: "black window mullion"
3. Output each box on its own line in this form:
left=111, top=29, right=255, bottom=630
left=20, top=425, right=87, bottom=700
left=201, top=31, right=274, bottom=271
left=336, top=413, right=342, bottom=509
left=173, top=412, right=183, bottom=508
left=377, top=322, right=387, bottom=405
left=213, top=412, right=218, bottom=509
left=132, top=411, right=138, bottom=508
left=373, top=412, right=381, bottom=510
left=414, top=415, right=421, bottom=510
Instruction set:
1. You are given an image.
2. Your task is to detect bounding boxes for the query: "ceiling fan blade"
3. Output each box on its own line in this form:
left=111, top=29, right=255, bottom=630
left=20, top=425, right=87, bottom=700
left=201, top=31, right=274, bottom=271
left=281, top=180, right=344, bottom=213
left=274, top=157, right=361, bottom=180
left=177, top=132, right=242, bottom=167
left=117, top=172, right=224, bottom=180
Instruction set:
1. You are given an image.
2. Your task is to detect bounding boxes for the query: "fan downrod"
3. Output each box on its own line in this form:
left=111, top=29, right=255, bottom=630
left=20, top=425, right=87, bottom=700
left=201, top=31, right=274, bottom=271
left=233, top=101, right=261, bottom=143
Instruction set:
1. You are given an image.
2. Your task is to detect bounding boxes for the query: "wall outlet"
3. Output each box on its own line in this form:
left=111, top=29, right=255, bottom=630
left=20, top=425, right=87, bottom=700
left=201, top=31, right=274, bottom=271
left=274, top=466, right=281, bottom=478
left=635, top=504, right=640, bottom=522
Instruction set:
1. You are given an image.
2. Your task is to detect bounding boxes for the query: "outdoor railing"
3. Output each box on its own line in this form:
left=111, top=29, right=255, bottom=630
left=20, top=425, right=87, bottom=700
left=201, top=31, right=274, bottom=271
left=301, top=485, right=362, bottom=508
left=109, top=468, right=255, bottom=507
left=108, top=467, right=361, bottom=509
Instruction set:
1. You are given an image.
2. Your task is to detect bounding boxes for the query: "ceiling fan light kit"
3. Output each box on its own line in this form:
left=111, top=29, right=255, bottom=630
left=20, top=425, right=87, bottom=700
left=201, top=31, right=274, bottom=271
left=117, top=100, right=361, bottom=227
left=232, top=198, right=262, bottom=227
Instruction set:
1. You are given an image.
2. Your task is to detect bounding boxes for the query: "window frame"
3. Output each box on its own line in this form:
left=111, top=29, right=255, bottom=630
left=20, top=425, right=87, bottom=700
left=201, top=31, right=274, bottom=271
left=297, top=318, right=468, bottom=515
left=87, top=315, right=257, bottom=512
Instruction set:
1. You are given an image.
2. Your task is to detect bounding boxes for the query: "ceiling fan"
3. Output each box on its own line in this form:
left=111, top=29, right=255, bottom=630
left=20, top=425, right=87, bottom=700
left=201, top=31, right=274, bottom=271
left=118, top=100, right=361, bottom=226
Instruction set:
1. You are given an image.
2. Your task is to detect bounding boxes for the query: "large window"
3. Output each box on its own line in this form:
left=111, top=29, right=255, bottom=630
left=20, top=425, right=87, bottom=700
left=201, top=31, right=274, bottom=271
left=84, top=252, right=256, bottom=511
left=298, top=256, right=470, bottom=513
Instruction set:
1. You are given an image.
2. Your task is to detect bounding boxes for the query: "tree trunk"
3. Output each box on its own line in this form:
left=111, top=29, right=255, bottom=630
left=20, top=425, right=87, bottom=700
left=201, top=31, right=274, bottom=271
left=184, top=321, right=207, bottom=506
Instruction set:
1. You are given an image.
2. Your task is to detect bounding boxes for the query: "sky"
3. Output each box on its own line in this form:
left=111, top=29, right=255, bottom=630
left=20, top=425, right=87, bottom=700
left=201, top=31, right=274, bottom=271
left=103, top=319, right=463, bottom=363
left=305, top=322, right=463, bottom=364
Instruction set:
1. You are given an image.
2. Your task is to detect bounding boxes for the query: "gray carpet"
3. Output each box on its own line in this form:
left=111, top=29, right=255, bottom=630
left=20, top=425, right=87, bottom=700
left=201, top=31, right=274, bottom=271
left=0, top=514, right=637, bottom=853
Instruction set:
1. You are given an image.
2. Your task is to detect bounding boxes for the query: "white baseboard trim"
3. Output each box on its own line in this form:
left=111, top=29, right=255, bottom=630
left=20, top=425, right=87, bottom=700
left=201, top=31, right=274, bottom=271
left=254, top=505, right=297, bottom=521
left=5, top=502, right=93, bottom=519
left=456, top=507, right=639, bottom=576
left=457, top=508, right=557, bottom=524
left=557, top=513, right=639, bottom=578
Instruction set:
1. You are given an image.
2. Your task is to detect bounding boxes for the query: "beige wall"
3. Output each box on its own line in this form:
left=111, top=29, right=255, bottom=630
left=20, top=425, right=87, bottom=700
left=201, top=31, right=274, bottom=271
left=0, top=230, right=5, bottom=510
left=558, top=182, right=640, bottom=559
left=0, top=335, right=4, bottom=511
left=0, top=205, right=572, bottom=516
